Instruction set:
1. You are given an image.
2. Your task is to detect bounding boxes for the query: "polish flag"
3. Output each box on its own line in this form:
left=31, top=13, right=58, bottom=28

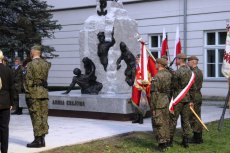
left=174, top=26, right=182, bottom=62
left=161, top=28, right=169, bottom=57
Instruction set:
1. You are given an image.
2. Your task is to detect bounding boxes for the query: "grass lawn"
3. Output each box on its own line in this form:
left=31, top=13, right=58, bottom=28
left=41, top=119, right=230, bottom=153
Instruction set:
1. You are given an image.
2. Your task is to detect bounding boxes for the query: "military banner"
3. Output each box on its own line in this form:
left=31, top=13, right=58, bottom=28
left=131, top=34, right=158, bottom=114
left=222, top=23, right=230, bottom=78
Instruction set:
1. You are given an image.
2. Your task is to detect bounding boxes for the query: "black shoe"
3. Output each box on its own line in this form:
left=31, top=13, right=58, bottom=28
left=182, top=137, right=189, bottom=148
left=158, top=143, right=168, bottom=152
left=41, top=135, right=46, bottom=147
left=27, top=136, right=43, bottom=148
left=132, top=114, right=140, bottom=124
left=139, top=114, right=143, bottom=124
left=17, top=108, right=23, bottom=115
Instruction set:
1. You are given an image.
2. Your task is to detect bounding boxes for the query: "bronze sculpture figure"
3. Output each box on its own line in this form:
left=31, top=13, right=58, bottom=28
left=116, top=42, right=136, bottom=86
left=63, top=57, right=103, bottom=94
left=97, top=29, right=115, bottom=71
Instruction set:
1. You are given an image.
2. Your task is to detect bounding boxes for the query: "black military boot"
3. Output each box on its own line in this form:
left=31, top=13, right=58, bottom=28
left=27, top=136, right=43, bottom=148
left=158, top=143, right=168, bottom=152
left=132, top=113, right=140, bottom=124
left=195, top=132, right=203, bottom=144
left=41, top=135, right=46, bottom=147
left=189, top=132, right=203, bottom=144
left=139, top=114, right=143, bottom=124
left=168, top=137, right=173, bottom=147
left=182, top=137, right=189, bottom=148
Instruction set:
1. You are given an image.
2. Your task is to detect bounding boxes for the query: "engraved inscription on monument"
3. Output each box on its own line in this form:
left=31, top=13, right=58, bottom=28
left=52, top=100, right=85, bottom=107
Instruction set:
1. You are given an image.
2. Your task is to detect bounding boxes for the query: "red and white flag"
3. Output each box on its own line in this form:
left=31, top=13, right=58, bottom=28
left=131, top=39, right=158, bottom=114
left=161, top=28, right=169, bottom=57
left=174, top=26, right=182, bottom=62
left=222, top=24, right=230, bottom=78
left=140, top=42, right=149, bottom=83
left=169, top=71, right=196, bottom=112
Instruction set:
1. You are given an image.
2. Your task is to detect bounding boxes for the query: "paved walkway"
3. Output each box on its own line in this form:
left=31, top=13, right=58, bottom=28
left=8, top=105, right=230, bottom=153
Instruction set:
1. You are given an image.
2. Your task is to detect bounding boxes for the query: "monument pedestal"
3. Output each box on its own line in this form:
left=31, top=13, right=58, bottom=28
left=19, top=91, right=150, bottom=121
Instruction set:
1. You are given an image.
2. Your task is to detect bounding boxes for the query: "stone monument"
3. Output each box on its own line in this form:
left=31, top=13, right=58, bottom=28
left=19, top=0, right=143, bottom=121
left=80, top=0, right=139, bottom=94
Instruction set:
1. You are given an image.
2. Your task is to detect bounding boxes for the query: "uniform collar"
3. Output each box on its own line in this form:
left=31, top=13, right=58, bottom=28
left=33, top=56, right=40, bottom=60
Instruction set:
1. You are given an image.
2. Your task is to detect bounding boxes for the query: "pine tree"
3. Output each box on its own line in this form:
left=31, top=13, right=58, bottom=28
left=0, top=0, right=62, bottom=59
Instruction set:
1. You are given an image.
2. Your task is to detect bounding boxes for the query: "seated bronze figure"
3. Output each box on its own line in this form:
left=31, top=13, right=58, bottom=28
left=63, top=57, right=103, bottom=94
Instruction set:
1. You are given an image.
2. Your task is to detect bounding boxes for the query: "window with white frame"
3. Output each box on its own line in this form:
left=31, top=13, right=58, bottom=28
left=205, top=31, right=226, bottom=79
left=149, top=34, right=162, bottom=59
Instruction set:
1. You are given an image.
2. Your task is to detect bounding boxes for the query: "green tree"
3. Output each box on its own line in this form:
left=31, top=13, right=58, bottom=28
left=0, top=0, right=62, bottom=59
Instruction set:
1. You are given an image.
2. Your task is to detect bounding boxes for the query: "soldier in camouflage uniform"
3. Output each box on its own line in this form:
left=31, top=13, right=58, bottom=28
left=151, top=58, right=172, bottom=152
left=169, top=53, right=194, bottom=148
left=188, top=56, right=203, bottom=144
left=25, top=45, right=51, bottom=148
left=11, top=57, right=24, bottom=115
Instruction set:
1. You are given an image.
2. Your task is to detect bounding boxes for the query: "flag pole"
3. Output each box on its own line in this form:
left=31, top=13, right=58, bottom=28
left=218, top=78, right=230, bottom=131
left=190, top=106, right=209, bottom=131
left=217, top=19, right=230, bottom=131
left=135, top=33, right=156, bottom=62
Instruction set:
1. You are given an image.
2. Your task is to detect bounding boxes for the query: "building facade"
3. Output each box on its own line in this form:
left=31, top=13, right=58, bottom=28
left=44, top=0, right=230, bottom=96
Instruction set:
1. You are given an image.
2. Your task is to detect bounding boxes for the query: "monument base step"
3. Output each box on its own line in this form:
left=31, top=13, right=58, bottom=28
left=19, top=90, right=150, bottom=121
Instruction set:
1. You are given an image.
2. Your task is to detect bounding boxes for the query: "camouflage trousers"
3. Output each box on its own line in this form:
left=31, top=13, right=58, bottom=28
left=190, top=102, right=202, bottom=133
left=27, top=98, right=49, bottom=137
left=152, top=108, right=170, bottom=144
left=170, top=102, right=191, bottom=139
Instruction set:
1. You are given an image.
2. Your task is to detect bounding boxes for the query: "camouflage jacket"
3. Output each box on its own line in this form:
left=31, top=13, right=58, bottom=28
left=151, top=69, right=172, bottom=109
left=25, top=58, right=51, bottom=99
left=190, top=66, right=203, bottom=103
left=172, top=65, right=194, bottom=103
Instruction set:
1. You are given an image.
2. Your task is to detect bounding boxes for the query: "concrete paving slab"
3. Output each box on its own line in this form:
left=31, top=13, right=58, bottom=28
left=8, top=106, right=230, bottom=153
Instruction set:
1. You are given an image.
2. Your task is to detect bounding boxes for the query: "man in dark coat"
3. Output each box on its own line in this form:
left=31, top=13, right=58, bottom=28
left=0, top=50, right=14, bottom=153
left=11, top=57, right=24, bottom=115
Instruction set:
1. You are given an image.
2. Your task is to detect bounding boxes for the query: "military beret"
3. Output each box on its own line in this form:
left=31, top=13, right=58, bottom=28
left=161, top=55, right=168, bottom=60
left=188, top=55, right=199, bottom=61
left=176, top=53, right=187, bottom=59
left=31, top=45, right=42, bottom=52
left=156, top=58, right=168, bottom=66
